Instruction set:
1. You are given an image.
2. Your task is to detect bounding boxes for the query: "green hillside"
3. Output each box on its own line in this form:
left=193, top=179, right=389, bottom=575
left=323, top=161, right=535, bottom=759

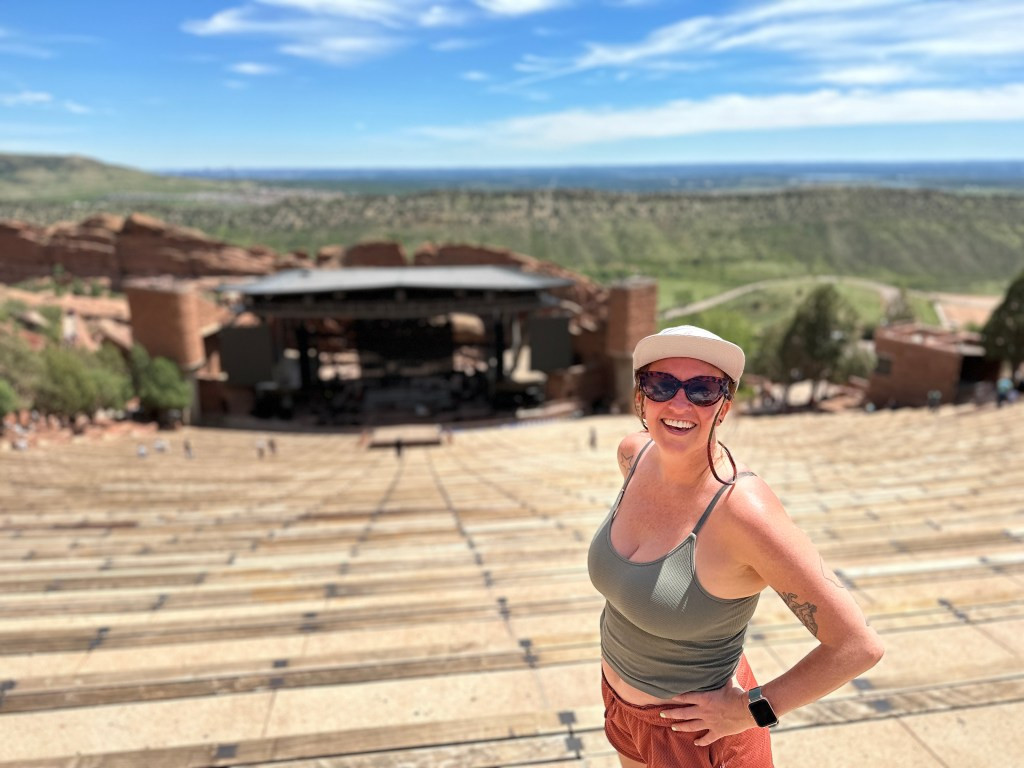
left=0, top=153, right=235, bottom=201
left=0, top=154, right=1021, bottom=296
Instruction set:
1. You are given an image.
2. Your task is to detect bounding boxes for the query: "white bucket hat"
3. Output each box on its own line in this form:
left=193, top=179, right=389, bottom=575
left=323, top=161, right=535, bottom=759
left=632, top=325, right=745, bottom=383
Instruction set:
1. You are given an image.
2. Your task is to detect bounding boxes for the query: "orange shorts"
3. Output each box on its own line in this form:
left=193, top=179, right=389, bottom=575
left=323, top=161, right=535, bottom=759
left=601, top=655, right=774, bottom=767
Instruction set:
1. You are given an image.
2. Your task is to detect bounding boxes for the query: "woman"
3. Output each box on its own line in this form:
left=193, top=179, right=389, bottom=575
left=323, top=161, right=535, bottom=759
left=588, top=325, right=883, bottom=767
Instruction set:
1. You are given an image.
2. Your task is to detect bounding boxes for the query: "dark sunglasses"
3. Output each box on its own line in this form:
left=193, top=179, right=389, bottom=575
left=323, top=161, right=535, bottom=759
left=637, top=371, right=732, bottom=407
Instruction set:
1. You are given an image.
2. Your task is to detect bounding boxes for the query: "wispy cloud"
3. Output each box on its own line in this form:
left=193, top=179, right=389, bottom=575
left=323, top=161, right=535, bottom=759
left=229, top=61, right=281, bottom=75
left=280, top=35, right=404, bottom=64
left=0, top=40, right=54, bottom=59
left=810, top=64, right=923, bottom=86
left=474, top=0, right=569, bottom=15
left=62, top=100, right=92, bottom=114
left=184, top=1, right=445, bottom=66
left=415, top=83, right=1024, bottom=146
left=506, top=0, right=1024, bottom=88
left=431, top=37, right=486, bottom=51
left=0, top=90, right=91, bottom=115
left=0, top=91, right=53, bottom=107
left=183, top=7, right=327, bottom=36
left=461, top=70, right=489, bottom=81
left=0, top=27, right=55, bottom=58
left=419, top=5, right=471, bottom=27
left=254, top=0, right=408, bottom=27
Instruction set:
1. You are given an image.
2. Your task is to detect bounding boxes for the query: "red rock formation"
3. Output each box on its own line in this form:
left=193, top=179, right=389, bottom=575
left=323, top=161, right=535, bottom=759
left=316, top=245, right=344, bottom=268
left=45, top=221, right=118, bottom=278
left=116, top=213, right=275, bottom=285
left=0, top=221, right=51, bottom=284
left=0, top=212, right=278, bottom=287
left=342, top=241, right=407, bottom=267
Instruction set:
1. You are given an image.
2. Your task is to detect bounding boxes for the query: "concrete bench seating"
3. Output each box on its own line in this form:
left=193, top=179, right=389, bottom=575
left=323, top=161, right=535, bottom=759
left=1, top=403, right=1022, bottom=766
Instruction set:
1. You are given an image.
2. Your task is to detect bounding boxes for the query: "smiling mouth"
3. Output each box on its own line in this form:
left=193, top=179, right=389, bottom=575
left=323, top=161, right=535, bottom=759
left=661, top=418, right=697, bottom=431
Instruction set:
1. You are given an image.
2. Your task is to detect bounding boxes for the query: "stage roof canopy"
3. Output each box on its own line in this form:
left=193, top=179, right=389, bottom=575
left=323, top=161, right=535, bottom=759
left=223, top=266, right=573, bottom=320
left=229, top=266, right=572, bottom=297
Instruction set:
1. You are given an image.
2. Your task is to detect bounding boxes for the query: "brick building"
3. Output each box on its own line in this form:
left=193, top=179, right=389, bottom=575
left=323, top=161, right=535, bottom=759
left=867, top=324, right=1000, bottom=407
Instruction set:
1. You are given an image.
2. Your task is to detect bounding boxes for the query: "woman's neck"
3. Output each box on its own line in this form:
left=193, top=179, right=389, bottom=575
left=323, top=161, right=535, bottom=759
left=652, top=442, right=719, bottom=490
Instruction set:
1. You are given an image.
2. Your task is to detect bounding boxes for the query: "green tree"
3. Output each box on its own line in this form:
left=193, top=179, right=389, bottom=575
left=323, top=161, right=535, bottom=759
left=34, top=346, right=98, bottom=423
left=749, top=320, right=789, bottom=379
left=131, top=345, right=191, bottom=420
left=0, top=379, right=20, bottom=433
left=0, top=331, right=44, bottom=405
left=682, top=308, right=756, bottom=358
left=983, top=271, right=1024, bottom=380
left=778, top=284, right=859, bottom=407
left=86, top=344, right=133, bottom=411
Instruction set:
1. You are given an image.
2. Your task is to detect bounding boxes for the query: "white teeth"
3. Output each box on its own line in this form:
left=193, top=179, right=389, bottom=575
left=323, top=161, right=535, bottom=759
left=662, top=418, right=696, bottom=429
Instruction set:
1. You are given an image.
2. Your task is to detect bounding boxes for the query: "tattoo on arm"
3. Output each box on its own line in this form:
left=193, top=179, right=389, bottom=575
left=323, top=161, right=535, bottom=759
left=619, top=451, right=634, bottom=472
left=821, top=557, right=845, bottom=589
left=778, top=591, right=819, bottom=637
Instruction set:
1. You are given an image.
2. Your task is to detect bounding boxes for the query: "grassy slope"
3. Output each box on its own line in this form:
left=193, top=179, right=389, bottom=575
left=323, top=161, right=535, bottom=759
left=0, top=153, right=231, bottom=201
left=1, top=155, right=1020, bottom=296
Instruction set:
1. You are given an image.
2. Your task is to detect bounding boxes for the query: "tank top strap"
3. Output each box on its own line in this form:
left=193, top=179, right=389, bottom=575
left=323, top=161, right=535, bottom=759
left=611, top=439, right=654, bottom=514
left=691, top=471, right=756, bottom=535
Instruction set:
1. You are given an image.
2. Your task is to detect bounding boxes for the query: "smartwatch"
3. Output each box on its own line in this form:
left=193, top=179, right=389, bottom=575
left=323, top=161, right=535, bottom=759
left=747, top=686, right=779, bottom=728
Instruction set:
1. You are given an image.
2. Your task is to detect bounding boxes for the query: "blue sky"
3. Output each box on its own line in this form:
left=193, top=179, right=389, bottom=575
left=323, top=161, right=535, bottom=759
left=2, top=0, right=1023, bottom=170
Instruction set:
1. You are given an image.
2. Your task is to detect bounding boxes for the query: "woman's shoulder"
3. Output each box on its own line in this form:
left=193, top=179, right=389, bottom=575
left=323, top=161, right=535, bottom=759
left=615, top=431, right=651, bottom=478
left=717, top=470, right=790, bottom=536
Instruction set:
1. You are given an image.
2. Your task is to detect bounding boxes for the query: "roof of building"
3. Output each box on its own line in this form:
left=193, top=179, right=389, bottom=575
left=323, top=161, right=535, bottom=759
left=876, top=322, right=986, bottom=356
left=228, top=266, right=572, bottom=297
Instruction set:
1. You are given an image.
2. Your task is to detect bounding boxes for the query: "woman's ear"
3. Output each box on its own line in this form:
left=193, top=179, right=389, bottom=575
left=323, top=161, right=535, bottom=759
left=718, top=399, right=732, bottom=424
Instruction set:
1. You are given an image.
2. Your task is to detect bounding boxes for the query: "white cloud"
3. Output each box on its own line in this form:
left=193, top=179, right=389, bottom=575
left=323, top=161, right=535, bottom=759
left=507, top=0, right=1024, bottom=87
left=255, top=0, right=408, bottom=27
left=183, top=6, right=334, bottom=36
left=280, top=35, right=403, bottom=64
left=183, top=7, right=252, bottom=35
left=229, top=61, right=281, bottom=75
left=431, top=37, right=485, bottom=51
left=461, top=70, right=489, bottom=81
left=415, top=83, right=1024, bottom=146
left=0, top=91, right=53, bottom=107
left=63, top=100, right=92, bottom=114
left=811, top=64, right=922, bottom=85
left=419, top=5, right=469, bottom=27
left=0, top=41, right=54, bottom=59
left=474, top=0, right=569, bottom=16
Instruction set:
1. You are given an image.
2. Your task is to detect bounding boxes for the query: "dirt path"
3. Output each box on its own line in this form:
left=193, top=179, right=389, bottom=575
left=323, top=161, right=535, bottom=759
left=663, top=275, right=999, bottom=329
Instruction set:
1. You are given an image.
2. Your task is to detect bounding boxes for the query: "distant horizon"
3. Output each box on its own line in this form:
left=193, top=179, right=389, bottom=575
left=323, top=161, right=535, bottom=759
left=167, top=159, right=1024, bottom=173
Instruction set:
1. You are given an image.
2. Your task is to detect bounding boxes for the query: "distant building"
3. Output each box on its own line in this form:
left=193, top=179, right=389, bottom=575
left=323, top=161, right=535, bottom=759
left=867, top=323, right=1000, bottom=407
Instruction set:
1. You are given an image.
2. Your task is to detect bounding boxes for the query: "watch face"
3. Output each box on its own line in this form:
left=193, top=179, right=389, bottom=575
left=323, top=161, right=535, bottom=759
left=749, top=696, right=779, bottom=728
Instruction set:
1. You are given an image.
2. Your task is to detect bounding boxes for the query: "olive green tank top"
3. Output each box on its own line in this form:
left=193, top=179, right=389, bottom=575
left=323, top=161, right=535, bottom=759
left=588, top=440, right=760, bottom=699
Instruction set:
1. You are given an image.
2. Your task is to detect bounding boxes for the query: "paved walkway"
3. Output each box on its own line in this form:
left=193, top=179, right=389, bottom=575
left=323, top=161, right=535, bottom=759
left=0, top=402, right=1021, bottom=766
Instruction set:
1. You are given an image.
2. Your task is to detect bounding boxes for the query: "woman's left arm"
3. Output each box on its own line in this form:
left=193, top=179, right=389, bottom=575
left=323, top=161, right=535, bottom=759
left=663, top=482, right=884, bottom=745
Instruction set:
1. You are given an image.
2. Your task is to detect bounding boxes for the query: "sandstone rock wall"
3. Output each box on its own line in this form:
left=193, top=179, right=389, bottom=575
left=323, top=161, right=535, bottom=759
left=342, top=241, right=406, bottom=267
left=0, top=213, right=276, bottom=287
